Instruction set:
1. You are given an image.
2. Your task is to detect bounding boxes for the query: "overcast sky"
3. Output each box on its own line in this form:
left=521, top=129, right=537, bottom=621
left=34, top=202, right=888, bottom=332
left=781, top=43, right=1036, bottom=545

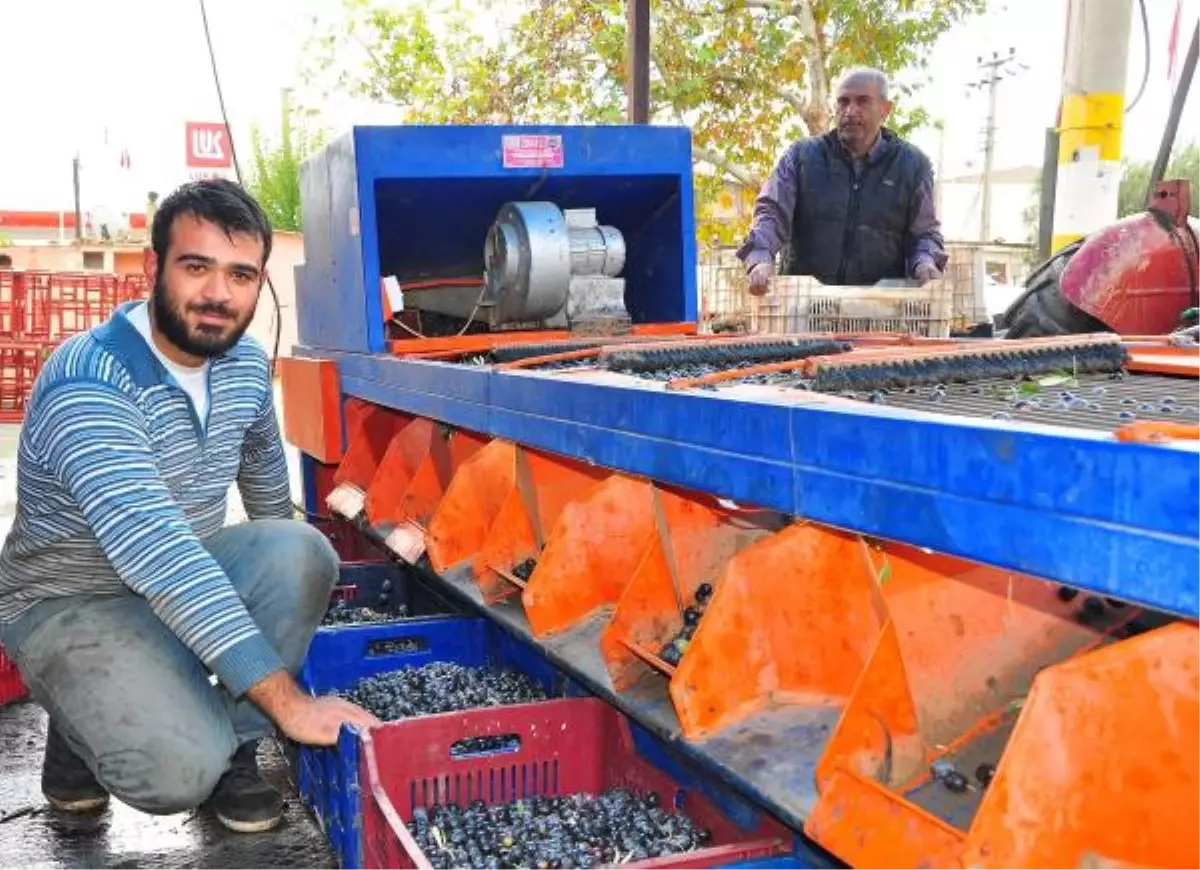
left=0, top=0, right=1196, bottom=214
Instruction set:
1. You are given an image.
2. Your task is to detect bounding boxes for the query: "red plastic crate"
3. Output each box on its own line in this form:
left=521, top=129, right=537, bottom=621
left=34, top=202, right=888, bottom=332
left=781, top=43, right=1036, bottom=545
left=359, top=698, right=790, bottom=869
left=0, top=270, right=148, bottom=342
left=0, top=643, right=28, bottom=705
left=0, top=340, right=56, bottom=423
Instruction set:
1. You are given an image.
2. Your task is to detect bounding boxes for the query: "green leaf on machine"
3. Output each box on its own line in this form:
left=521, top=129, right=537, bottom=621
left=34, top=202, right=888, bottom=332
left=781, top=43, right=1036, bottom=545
left=1036, top=373, right=1079, bottom=388
left=877, top=561, right=892, bottom=587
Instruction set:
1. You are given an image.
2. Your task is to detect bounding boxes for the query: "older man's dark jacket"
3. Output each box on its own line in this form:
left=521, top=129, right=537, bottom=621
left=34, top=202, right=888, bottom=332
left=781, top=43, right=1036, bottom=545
left=737, top=128, right=947, bottom=285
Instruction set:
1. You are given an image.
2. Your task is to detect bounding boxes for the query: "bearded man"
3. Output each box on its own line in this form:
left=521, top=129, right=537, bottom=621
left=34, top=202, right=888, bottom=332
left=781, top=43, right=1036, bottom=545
left=0, top=179, right=378, bottom=832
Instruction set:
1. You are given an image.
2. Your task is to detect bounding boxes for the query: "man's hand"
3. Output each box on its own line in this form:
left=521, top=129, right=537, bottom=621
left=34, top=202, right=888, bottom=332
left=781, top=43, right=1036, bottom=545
left=914, top=261, right=942, bottom=285
left=748, top=261, right=775, bottom=296
left=246, top=670, right=380, bottom=746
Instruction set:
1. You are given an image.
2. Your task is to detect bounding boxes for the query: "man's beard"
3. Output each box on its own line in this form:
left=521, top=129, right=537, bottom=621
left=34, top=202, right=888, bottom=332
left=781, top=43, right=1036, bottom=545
left=151, top=274, right=253, bottom=359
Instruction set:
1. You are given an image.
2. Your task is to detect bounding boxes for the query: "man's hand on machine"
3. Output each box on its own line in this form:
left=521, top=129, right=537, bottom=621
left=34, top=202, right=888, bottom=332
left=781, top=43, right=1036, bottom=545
left=247, top=670, right=381, bottom=745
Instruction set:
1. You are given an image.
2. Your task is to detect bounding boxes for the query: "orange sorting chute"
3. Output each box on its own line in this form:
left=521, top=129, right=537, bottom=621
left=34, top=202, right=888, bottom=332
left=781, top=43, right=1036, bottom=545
left=332, top=400, right=406, bottom=493
left=521, top=475, right=656, bottom=638
left=669, top=523, right=886, bottom=740
left=426, top=440, right=516, bottom=573
left=807, top=543, right=1160, bottom=868
left=472, top=448, right=608, bottom=603
left=600, top=488, right=771, bottom=690
left=962, top=622, right=1199, bottom=869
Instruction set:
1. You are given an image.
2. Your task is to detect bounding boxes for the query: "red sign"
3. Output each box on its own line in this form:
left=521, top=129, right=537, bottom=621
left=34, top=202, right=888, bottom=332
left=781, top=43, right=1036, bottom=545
left=502, top=134, right=564, bottom=169
left=186, top=122, right=233, bottom=169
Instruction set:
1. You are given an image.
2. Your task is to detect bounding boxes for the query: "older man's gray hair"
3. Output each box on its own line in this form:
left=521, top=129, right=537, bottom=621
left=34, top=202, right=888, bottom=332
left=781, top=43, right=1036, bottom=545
left=836, top=67, right=890, bottom=101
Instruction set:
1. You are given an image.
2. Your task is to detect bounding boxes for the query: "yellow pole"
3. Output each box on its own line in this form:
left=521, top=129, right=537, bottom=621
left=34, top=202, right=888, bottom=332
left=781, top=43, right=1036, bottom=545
left=1051, top=0, right=1134, bottom=253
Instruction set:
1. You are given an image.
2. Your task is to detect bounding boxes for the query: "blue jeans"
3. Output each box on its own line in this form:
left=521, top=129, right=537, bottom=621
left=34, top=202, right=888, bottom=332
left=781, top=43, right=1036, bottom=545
left=0, top=520, right=338, bottom=815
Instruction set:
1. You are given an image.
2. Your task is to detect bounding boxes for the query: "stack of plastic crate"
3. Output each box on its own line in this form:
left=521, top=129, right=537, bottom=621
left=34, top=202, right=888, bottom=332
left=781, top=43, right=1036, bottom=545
left=0, top=269, right=147, bottom=423
left=0, top=643, right=28, bottom=706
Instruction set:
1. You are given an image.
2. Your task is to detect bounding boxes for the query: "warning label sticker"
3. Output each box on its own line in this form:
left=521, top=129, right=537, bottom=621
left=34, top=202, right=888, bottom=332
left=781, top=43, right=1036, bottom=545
left=502, top=134, right=565, bottom=169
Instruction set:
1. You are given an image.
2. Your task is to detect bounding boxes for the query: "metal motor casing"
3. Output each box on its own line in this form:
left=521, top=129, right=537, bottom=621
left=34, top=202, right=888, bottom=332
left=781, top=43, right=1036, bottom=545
left=483, top=202, right=626, bottom=324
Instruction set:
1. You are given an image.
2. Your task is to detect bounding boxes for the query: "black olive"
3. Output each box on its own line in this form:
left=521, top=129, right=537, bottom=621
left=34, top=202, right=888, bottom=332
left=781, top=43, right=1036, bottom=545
left=975, top=763, right=996, bottom=787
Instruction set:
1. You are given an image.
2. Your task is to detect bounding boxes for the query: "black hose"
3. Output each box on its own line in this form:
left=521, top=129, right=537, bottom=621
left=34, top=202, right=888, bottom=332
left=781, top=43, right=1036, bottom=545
left=1125, top=0, right=1151, bottom=114
left=197, top=0, right=284, bottom=375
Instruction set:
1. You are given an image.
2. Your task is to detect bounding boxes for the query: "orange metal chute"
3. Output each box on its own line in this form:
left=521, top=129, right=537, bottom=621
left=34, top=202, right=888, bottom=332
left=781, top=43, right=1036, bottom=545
left=961, top=622, right=1199, bottom=870
left=521, top=475, right=657, bottom=638
left=805, top=769, right=965, bottom=870
left=425, top=440, right=517, bottom=573
left=807, top=543, right=1148, bottom=868
left=600, top=489, right=771, bottom=690
left=363, top=421, right=489, bottom=562
left=472, top=448, right=608, bottom=603
left=669, top=523, right=885, bottom=741
left=363, top=417, right=436, bottom=528
left=332, top=400, right=404, bottom=491
left=277, top=356, right=343, bottom=463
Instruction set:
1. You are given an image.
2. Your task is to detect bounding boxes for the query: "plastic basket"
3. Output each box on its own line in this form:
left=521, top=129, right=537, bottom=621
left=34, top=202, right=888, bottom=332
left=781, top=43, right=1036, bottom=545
left=0, top=340, right=56, bottom=423
left=359, top=697, right=791, bottom=869
left=0, top=642, right=28, bottom=706
left=298, top=615, right=579, bottom=868
left=325, top=561, right=464, bottom=627
left=314, top=517, right=393, bottom=564
left=749, top=276, right=954, bottom=338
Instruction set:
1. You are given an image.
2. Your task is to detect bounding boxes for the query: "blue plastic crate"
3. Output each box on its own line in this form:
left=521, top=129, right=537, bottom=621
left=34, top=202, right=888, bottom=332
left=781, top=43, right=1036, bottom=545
left=323, top=561, right=463, bottom=625
left=297, top=615, right=581, bottom=868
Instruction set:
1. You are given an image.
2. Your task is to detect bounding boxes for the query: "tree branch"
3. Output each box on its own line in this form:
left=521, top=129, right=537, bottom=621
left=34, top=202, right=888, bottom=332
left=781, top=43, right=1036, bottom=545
left=794, top=0, right=831, bottom=134
left=692, top=145, right=762, bottom=189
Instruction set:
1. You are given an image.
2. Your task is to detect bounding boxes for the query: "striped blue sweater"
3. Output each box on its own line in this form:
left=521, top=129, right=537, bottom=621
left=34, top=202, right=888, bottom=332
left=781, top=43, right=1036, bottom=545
left=0, top=302, right=294, bottom=696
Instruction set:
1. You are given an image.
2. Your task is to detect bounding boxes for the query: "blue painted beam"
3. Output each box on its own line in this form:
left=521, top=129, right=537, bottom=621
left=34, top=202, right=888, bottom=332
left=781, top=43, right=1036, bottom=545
left=300, top=349, right=1200, bottom=618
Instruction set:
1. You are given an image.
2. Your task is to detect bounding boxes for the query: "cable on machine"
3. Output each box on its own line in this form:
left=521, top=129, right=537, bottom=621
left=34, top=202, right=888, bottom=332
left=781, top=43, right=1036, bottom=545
left=197, top=0, right=284, bottom=375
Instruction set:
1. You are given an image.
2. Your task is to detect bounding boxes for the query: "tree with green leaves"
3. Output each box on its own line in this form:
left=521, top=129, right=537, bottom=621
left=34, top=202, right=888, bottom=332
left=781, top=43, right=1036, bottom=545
left=246, top=94, right=326, bottom=233
left=1022, top=140, right=1199, bottom=257
left=302, top=0, right=984, bottom=243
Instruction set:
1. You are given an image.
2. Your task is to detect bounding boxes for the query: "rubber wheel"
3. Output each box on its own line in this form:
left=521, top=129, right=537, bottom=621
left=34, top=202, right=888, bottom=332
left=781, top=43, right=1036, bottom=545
left=997, top=240, right=1110, bottom=338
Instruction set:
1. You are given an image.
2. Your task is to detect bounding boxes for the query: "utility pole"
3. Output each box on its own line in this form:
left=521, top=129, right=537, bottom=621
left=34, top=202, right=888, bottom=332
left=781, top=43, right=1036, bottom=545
left=72, top=153, right=82, bottom=242
left=1051, top=0, right=1133, bottom=253
left=966, top=48, right=1027, bottom=242
left=626, top=0, right=650, bottom=124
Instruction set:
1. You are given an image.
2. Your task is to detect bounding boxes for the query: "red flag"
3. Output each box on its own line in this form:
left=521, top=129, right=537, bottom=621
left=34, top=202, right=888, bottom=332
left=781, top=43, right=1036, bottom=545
left=1167, top=0, right=1182, bottom=82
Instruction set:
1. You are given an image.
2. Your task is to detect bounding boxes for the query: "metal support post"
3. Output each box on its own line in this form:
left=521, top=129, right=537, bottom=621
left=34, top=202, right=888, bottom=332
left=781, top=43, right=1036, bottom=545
left=1051, top=0, right=1134, bottom=253
left=626, top=0, right=650, bottom=124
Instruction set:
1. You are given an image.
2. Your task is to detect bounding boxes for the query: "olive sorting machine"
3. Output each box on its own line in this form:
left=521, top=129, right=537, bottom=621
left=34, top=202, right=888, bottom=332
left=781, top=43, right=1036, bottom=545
left=280, top=124, right=1198, bottom=869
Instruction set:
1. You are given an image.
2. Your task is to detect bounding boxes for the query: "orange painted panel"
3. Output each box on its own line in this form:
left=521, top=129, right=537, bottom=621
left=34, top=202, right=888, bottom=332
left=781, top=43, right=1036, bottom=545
left=278, top=356, right=343, bottom=463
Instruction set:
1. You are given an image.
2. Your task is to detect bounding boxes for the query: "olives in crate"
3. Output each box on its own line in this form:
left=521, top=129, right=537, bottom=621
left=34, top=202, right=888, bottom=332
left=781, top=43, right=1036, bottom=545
left=407, top=788, right=712, bottom=869
left=333, top=661, right=547, bottom=721
left=322, top=587, right=408, bottom=626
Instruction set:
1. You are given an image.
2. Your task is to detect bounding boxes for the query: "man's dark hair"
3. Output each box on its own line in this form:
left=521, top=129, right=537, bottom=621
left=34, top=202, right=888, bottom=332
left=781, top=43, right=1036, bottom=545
left=151, top=178, right=273, bottom=267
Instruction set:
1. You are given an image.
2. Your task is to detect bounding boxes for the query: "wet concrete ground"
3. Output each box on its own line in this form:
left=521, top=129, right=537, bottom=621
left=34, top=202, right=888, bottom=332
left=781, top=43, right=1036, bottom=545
left=1, top=406, right=336, bottom=868
left=0, top=701, right=335, bottom=869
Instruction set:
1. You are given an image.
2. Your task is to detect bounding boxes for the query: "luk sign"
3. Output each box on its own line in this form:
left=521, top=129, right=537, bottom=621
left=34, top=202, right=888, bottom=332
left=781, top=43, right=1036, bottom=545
left=186, top=122, right=234, bottom=180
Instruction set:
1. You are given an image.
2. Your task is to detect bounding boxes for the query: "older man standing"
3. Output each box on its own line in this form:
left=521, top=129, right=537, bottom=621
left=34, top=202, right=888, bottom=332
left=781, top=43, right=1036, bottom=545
left=737, top=67, right=947, bottom=294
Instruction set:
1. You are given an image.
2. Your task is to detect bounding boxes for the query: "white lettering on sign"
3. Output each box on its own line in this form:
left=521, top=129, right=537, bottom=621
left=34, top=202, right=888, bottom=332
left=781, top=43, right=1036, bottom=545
left=502, top=134, right=565, bottom=169
left=193, top=129, right=224, bottom=161
left=185, top=122, right=234, bottom=169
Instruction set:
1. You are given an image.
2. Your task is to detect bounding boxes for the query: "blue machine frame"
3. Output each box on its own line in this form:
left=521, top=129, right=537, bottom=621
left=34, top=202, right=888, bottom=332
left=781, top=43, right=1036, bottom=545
left=296, top=124, right=699, bottom=355
left=299, top=354, right=1200, bottom=619
left=292, top=123, right=1198, bottom=615
left=289, top=122, right=1199, bottom=858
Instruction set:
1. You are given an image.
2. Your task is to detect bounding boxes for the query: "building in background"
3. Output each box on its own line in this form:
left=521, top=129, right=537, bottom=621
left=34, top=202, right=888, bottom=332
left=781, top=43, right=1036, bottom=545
left=938, top=165, right=1040, bottom=244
